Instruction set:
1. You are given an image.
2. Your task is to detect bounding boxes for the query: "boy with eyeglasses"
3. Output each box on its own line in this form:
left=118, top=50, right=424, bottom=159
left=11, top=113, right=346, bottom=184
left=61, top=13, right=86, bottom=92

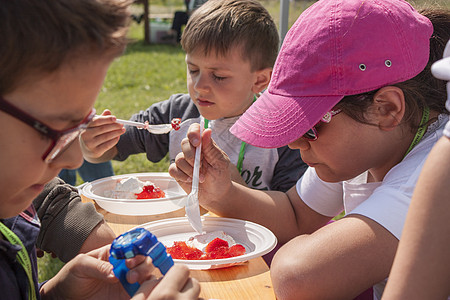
left=1, top=95, right=116, bottom=263
left=0, top=0, right=200, bottom=298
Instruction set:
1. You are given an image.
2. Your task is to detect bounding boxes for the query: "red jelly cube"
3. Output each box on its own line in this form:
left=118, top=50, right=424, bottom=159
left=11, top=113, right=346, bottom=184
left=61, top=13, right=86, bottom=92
left=204, top=238, right=229, bottom=253
left=167, top=237, right=246, bottom=260
left=135, top=185, right=165, bottom=199
left=206, top=246, right=230, bottom=259
left=167, top=241, right=202, bottom=260
left=171, top=118, right=181, bottom=131
left=228, top=244, right=246, bottom=257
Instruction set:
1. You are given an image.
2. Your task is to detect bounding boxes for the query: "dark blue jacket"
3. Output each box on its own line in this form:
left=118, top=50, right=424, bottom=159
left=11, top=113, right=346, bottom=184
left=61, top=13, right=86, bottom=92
left=0, top=206, right=40, bottom=300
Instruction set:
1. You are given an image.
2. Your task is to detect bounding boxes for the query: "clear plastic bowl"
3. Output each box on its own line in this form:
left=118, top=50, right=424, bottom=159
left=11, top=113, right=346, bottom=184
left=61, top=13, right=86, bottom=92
left=81, top=172, right=187, bottom=216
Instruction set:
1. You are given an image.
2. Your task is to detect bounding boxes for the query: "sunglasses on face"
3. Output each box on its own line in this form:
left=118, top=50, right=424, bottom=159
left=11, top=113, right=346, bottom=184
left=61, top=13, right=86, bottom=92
left=303, top=109, right=342, bottom=141
left=0, top=96, right=95, bottom=163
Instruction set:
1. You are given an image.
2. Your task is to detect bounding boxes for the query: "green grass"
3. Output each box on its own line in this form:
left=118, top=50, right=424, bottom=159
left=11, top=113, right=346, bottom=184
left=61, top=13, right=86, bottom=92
left=98, top=24, right=188, bottom=176
left=37, top=254, right=65, bottom=284
left=37, top=0, right=449, bottom=282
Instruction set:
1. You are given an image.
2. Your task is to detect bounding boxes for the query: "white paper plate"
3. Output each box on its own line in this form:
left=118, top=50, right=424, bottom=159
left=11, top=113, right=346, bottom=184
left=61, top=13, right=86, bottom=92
left=136, top=216, right=277, bottom=270
left=81, top=173, right=187, bottom=215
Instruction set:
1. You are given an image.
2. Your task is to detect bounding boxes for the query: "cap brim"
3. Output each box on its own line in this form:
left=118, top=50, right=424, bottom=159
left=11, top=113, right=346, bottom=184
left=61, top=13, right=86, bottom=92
left=230, top=90, right=342, bottom=148
left=431, top=56, right=450, bottom=81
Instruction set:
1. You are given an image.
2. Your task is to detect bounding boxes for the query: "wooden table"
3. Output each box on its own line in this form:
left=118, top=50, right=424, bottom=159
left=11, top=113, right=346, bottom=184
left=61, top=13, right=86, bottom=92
left=81, top=195, right=276, bottom=299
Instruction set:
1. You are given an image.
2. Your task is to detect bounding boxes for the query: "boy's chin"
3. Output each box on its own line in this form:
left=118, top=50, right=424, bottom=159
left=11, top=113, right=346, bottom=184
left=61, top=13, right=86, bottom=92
left=1, top=202, right=32, bottom=219
left=4, top=187, right=44, bottom=218
left=196, top=110, right=217, bottom=121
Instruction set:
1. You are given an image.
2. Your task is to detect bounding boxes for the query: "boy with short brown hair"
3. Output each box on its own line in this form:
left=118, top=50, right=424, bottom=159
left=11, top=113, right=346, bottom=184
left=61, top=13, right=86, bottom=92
left=82, top=0, right=307, bottom=193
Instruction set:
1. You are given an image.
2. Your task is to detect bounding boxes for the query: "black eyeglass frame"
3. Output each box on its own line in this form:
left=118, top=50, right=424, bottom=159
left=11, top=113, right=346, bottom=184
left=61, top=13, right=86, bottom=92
left=0, top=95, right=95, bottom=163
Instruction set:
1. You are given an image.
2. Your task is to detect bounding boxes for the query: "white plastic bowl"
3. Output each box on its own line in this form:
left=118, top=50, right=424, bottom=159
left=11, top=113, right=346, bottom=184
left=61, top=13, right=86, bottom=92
left=81, top=172, right=187, bottom=216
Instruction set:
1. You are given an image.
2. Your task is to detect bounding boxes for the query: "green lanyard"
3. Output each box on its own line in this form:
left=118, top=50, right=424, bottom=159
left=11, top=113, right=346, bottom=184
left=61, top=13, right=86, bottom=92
left=0, top=222, right=37, bottom=300
left=203, top=96, right=257, bottom=174
left=204, top=119, right=247, bottom=173
left=404, top=106, right=430, bottom=158
left=236, top=141, right=247, bottom=173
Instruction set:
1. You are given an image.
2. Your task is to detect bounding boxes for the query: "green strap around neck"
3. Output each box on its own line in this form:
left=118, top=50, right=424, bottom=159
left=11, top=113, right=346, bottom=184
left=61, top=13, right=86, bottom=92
left=0, top=222, right=37, bottom=300
left=403, top=106, right=430, bottom=158
left=203, top=118, right=247, bottom=173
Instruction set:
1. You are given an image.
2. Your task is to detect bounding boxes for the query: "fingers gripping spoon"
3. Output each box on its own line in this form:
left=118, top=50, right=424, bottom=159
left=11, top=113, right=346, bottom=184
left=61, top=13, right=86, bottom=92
left=185, top=120, right=204, bottom=234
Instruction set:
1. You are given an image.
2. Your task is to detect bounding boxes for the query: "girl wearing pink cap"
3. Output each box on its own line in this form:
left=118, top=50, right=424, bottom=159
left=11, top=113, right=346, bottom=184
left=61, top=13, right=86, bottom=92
left=169, top=1, right=450, bottom=299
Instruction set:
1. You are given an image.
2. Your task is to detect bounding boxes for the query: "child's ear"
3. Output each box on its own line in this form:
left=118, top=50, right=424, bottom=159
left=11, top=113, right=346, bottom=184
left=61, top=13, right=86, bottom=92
left=372, top=86, right=405, bottom=131
left=251, top=68, right=272, bottom=93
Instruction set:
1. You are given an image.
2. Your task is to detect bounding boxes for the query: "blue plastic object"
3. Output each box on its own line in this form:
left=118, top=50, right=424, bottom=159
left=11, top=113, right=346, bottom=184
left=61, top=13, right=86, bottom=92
left=109, top=228, right=174, bottom=296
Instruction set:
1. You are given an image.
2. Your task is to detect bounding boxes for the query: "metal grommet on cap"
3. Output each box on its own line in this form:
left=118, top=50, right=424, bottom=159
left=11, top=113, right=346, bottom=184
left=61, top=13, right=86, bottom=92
left=385, top=60, right=392, bottom=67
left=359, top=64, right=366, bottom=71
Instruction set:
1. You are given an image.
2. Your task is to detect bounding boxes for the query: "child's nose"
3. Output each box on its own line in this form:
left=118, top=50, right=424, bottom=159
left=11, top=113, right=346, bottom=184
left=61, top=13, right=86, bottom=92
left=288, top=136, right=310, bottom=151
left=193, top=74, right=209, bottom=93
left=49, top=139, right=84, bottom=171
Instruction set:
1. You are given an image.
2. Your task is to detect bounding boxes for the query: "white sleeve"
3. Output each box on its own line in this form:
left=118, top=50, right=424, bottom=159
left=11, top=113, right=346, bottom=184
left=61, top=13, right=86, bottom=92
left=349, top=138, right=430, bottom=240
left=296, top=167, right=344, bottom=217
left=349, top=187, right=413, bottom=240
left=444, top=119, right=450, bottom=138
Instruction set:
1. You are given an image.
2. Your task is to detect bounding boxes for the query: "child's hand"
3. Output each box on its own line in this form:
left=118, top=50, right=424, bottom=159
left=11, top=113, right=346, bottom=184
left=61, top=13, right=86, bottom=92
left=40, top=244, right=153, bottom=299
left=168, top=123, right=233, bottom=209
left=80, top=109, right=125, bottom=161
left=133, top=265, right=200, bottom=300
left=41, top=244, right=200, bottom=300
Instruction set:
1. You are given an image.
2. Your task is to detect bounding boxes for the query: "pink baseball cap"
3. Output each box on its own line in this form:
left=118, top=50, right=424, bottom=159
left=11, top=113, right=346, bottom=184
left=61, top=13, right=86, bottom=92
left=230, top=0, right=433, bottom=148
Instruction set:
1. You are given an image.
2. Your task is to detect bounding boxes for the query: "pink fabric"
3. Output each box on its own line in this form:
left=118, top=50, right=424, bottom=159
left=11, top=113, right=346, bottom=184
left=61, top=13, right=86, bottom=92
left=231, top=0, right=433, bottom=148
